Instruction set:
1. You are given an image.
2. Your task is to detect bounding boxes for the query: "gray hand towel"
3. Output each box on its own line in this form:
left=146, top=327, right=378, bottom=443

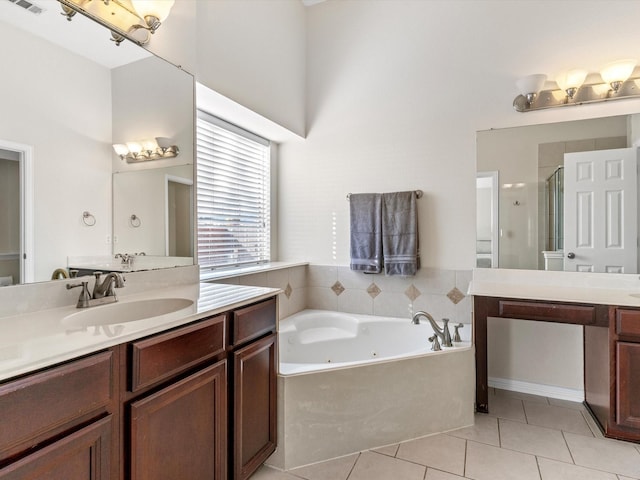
left=382, top=191, right=420, bottom=276
left=349, top=193, right=383, bottom=273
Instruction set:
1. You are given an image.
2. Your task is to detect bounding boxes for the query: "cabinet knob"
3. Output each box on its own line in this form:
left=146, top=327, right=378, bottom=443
left=567, top=252, right=576, bottom=259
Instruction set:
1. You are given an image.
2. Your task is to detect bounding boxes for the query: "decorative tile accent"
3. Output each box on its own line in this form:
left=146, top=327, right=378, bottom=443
left=284, top=283, right=293, bottom=299
left=366, top=283, right=381, bottom=299
left=447, top=287, right=465, bottom=304
left=404, top=284, right=421, bottom=302
left=331, top=281, right=345, bottom=296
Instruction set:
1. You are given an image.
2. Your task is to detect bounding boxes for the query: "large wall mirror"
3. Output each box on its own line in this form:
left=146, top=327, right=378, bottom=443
left=476, top=114, right=640, bottom=273
left=0, top=1, right=194, bottom=286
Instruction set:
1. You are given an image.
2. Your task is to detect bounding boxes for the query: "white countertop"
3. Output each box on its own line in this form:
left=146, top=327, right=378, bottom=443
left=0, top=282, right=280, bottom=383
left=469, top=268, right=640, bottom=307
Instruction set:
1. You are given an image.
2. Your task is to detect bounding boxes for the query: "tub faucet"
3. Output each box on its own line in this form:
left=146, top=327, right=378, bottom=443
left=412, top=311, right=453, bottom=347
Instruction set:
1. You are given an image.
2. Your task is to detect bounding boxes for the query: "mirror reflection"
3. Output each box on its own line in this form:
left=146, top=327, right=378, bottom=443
left=476, top=114, right=639, bottom=273
left=0, top=2, right=194, bottom=285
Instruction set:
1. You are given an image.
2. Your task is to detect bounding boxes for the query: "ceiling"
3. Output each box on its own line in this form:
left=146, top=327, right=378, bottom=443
left=0, top=0, right=150, bottom=68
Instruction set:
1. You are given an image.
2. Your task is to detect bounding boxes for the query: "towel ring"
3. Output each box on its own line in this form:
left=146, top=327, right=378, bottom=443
left=130, top=214, right=142, bottom=228
left=82, top=211, right=96, bottom=226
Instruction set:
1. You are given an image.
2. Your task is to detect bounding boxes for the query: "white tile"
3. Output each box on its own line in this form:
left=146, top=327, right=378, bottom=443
left=336, top=288, right=373, bottom=315
left=337, top=266, right=374, bottom=289
left=266, top=268, right=289, bottom=290
left=425, top=469, right=465, bottom=479
left=288, top=288, right=307, bottom=315
left=251, top=465, right=303, bottom=480
left=523, top=402, right=593, bottom=436
left=289, top=265, right=307, bottom=290
left=537, top=457, right=618, bottom=480
left=448, top=414, right=500, bottom=446
left=564, top=432, right=640, bottom=478
left=289, top=453, right=358, bottom=480
left=547, top=397, right=586, bottom=411
left=487, top=393, right=527, bottom=423
left=495, top=389, right=549, bottom=404
left=372, top=444, right=399, bottom=457
left=411, top=293, right=456, bottom=323
left=307, top=265, right=338, bottom=288
left=396, top=434, right=466, bottom=476
left=499, top=418, right=573, bottom=462
left=238, top=272, right=269, bottom=287
left=373, top=291, right=412, bottom=317
left=306, top=286, right=338, bottom=310
left=348, top=451, right=425, bottom=480
left=465, top=440, right=540, bottom=480
left=454, top=270, right=472, bottom=293
left=413, top=268, right=456, bottom=295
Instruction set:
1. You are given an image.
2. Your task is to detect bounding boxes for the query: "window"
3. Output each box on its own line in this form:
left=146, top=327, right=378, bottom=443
left=196, top=110, right=271, bottom=271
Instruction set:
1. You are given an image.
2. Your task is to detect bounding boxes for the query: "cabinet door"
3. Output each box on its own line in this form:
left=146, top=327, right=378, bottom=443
left=129, top=360, right=227, bottom=480
left=0, top=415, right=112, bottom=480
left=616, top=342, right=640, bottom=429
left=233, top=333, right=277, bottom=480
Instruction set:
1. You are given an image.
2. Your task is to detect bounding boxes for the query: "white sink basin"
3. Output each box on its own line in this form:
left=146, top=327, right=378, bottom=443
left=63, top=298, right=195, bottom=327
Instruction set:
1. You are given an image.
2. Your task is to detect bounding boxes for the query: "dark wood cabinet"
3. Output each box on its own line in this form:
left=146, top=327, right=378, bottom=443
left=0, top=415, right=113, bottom=480
left=229, top=298, right=277, bottom=480
left=129, top=360, right=227, bottom=480
left=615, top=342, right=640, bottom=429
left=0, top=295, right=278, bottom=479
left=232, top=333, right=277, bottom=480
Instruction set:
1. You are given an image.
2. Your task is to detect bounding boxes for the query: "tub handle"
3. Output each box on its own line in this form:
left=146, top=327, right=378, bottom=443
left=428, top=334, right=442, bottom=351
left=453, top=323, right=464, bottom=342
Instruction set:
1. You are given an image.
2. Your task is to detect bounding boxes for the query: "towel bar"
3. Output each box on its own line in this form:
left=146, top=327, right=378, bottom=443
left=346, top=190, right=423, bottom=200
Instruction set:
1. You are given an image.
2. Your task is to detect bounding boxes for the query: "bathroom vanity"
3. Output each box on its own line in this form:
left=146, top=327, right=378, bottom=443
left=0, top=282, right=278, bottom=480
left=471, top=268, right=640, bottom=443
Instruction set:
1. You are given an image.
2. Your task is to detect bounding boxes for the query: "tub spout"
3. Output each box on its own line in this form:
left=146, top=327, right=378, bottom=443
left=412, top=311, right=453, bottom=347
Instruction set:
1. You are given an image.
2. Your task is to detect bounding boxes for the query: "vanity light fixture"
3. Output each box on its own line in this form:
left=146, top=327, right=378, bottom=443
left=515, top=74, right=547, bottom=106
left=514, top=59, right=640, bottom=112
left=112, top=137, right=179, bottom=163
left=58, top=0, right=175, bottom=46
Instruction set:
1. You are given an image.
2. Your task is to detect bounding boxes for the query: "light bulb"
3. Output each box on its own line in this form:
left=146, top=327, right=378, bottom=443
left=600, top=59, right=637, bottom=92
left=112, top=144, right=129, bottom=156
left=555, top=69, right=587, bottom=99
left=126, top=142, right=142, bottom=155
left=131, top=0, right=175, bottom=22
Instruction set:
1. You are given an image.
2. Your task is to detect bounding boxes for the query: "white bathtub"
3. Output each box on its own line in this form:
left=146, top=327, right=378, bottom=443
left=279, top=309, right=472, bottom=375
left=268, top=309, right=475, bottom=470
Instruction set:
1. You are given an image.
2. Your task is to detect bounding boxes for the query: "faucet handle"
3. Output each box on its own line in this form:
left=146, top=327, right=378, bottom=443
left=453, top=323, right=464, bottom=342
left=428, top=334, right=442, bottom=351
left=66, top=281, right=91, bottom=308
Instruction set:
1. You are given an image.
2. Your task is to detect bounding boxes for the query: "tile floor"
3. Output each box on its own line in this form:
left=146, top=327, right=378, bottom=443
left=255, top=388, right=640, bottom=480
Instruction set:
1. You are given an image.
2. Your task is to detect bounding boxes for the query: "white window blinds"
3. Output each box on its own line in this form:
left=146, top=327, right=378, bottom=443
left=196, top=110, right=271, bottom=271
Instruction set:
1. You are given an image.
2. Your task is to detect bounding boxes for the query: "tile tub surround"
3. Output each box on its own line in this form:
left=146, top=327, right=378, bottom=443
left=218, top=264, right=472, bottom=324
left=267, top=346, right=475, bottom=470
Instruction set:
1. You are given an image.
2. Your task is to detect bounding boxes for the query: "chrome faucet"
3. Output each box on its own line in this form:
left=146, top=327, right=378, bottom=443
left=411, top=311, right=453, bottom=347
left=67, top=272, right=125, bottom=309
left=93, top=272, right=126, bottom=299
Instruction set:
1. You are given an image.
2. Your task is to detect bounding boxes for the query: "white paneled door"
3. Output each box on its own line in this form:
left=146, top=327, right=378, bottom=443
left=564, top=147, right=638, bottom=273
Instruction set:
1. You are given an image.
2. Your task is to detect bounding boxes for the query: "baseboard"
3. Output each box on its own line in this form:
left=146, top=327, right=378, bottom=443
left=488, top=376, right=584, bottom=402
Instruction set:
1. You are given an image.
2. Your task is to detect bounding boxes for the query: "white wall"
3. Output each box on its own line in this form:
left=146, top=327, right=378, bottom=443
left=193, top=0, right=306, bottom=137
left=0, top=21, right=112, bottom=282
left=275, top=1, right=640, bottom=393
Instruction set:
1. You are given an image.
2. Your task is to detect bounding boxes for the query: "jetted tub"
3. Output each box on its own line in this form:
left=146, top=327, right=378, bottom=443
left=267, top=309, right=475, bottom=470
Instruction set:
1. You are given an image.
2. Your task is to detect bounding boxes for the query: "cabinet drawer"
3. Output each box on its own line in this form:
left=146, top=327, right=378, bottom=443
left=130, top=315, right=226, bottom=392
left=0, top=350, right=114, bottom=458
left=616, top=309, right=640, bottom=338
left=231, top=298, right=276, bottom=347
left=498, top=300, right=601, bottom=325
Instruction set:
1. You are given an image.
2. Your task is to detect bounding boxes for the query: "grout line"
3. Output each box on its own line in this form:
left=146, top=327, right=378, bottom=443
left=534, top=455, right=543, bottom=480
left=561, top=430, right=577, bottom=465
left=497, top=418, right=503, bottom=448
left=463, top=439, right=468, bottom=478
left=344, top=452, right=361, bottom=480
left=522, top=400, right=529, bottom=424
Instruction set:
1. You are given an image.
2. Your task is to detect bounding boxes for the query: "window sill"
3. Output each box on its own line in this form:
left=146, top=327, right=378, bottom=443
left=199, top=261, right=308, bottom=283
